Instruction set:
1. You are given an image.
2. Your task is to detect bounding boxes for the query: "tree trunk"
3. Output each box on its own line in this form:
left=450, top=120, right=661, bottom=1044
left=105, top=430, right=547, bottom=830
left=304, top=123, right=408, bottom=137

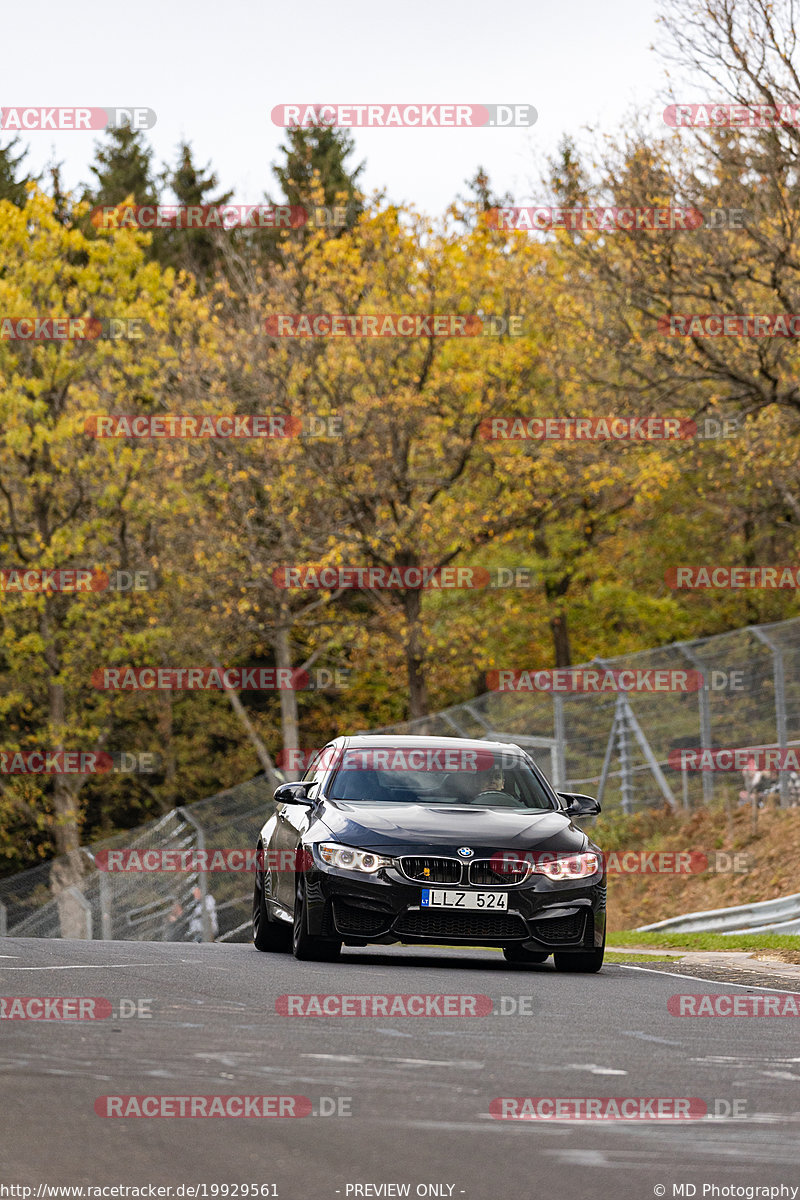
left=274, top=614, right=301, bottom=779
left=50, top=852, right=90, bottom=939
left=40, top=600, right=88, bottom=937
left=550, top=611, right=572, bottom=669
left=402, top=589, right=429, bottom=721
left=209, top=652, right=282, bottom=791
left=544, top=572, right=573, bottom=668
left=156, top=688, right=176, bottom=808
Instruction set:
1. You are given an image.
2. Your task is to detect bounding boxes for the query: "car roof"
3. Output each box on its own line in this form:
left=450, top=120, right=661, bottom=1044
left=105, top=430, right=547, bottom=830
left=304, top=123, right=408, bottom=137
left=331, top=734, right=526, bottom=754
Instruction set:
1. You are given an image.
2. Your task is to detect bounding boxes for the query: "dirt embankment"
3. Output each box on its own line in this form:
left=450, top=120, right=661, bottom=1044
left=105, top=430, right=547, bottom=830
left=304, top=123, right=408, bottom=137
left=595, top=800, right=800, bottom=933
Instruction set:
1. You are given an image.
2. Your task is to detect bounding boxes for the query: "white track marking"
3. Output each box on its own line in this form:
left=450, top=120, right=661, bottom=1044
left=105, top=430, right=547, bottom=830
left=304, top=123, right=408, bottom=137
left=301, top=1053, right=483, bottom=1068
left=0, top=962, right=174, bottom=971
left=618, top=963, right=800, bottom=993
left=622, top=1031, right=682, bottom=1045
left=566, top=1063, right=628, bottom=1075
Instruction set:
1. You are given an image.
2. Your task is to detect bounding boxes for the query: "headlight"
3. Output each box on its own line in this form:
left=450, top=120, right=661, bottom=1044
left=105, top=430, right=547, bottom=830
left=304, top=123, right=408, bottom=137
left=317, top=842, right=394, bottom=873
left=532, top=852, right=600, bottom=880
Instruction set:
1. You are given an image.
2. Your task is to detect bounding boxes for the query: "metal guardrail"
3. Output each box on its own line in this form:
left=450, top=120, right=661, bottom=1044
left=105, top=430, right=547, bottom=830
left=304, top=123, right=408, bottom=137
left=637, top=892, right=800, bottom=936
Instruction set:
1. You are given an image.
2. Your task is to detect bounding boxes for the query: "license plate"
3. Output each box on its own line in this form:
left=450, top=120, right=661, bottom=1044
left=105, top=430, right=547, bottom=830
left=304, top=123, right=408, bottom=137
left=421, top=889, right=508, bottom=910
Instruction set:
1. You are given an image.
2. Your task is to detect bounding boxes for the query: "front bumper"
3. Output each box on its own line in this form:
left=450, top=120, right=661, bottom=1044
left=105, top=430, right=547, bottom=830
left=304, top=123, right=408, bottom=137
left=303, top=854, right=606, bottom=953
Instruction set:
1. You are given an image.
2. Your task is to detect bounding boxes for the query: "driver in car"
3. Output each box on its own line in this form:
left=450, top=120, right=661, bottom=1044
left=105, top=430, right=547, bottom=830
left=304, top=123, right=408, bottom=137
left=458, top=764, right=508, bottom=800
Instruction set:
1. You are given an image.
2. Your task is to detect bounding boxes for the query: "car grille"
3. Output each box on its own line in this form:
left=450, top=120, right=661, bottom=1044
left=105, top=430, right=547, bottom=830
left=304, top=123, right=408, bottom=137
left=394, top=909, right=526, bottom=940
left=468, top=859, right=530, bottom=886
left=332, top=900, right=392, bottom=937
left=528, top=912, right=586, bottom=943
left=399, top=856, right=463, bottom=884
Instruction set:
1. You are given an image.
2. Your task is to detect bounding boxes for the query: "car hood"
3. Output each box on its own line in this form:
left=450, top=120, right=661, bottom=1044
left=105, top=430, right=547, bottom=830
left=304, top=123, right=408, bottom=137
left=315, top=801, right=588, bottom=853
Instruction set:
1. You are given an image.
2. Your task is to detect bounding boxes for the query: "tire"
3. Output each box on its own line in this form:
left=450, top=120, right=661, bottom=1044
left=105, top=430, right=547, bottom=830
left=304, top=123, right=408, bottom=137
left=503, top=945, right=550, bottom=965
left=292, top=878, right=342, bottom=962
left=553, top=938, right=605, bottom=973
left=252, top=852, right=291, bottom=953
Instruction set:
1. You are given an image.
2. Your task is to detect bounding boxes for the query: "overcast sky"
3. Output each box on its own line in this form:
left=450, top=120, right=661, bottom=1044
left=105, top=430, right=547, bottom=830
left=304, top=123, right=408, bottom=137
left=3, top=0, right=673, bottom=214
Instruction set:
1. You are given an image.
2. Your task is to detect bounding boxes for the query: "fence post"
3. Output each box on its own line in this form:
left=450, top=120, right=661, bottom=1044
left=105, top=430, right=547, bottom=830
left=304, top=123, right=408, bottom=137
left=98, top=871, right=112, bottom=940
left=177, top=807, right=213, bottom=942
left=677, top=642, right=714, bottom=806
left=553, top=695, right=566, bottom=790
left=623, top=696, right=678, bottom=811
left=750, top=627, right=789, bottom=806
left=597, top=695, right=619, bottom=807
left=775, top=645, right=789, bottom=807
left=81, top=846, right=112, bottom=941
left=616, top=695, right=634, bottom=814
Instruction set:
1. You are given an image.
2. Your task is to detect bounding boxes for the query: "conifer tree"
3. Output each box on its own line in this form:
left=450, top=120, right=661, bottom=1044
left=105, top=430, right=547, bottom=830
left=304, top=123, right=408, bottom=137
left=0, top=137, right=38, bottom=207
left=84, top=124, right=157, bottom=208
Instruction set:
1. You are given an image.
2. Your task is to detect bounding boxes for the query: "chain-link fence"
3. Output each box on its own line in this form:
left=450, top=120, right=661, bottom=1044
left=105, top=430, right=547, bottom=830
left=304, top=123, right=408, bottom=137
left=375, top=617, right=800, bottom=812
left=2, top=617, right=799, bottom=942
left=0, top=775, right=273, bottom=944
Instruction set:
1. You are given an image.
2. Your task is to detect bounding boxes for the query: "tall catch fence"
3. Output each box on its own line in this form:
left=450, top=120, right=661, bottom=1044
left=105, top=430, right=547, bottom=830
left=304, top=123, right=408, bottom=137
left=0, top=775, right=273, bottom=944
left=1, top=617, right=799, bottom=942
left=375, top=617, right=800, bottom=812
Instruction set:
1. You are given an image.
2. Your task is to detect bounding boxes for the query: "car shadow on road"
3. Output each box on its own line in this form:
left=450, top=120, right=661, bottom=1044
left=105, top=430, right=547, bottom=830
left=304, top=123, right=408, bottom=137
left=337, top=947, right=608, bottom=973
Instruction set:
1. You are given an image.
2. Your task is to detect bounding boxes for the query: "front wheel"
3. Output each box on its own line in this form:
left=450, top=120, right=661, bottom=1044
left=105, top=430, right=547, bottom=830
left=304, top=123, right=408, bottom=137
left=252, top=854, right=291, bottom=953
left=553, top=938, right=605, bottom=973
left=292, top=878, right=342, bottom=962
left=503, top=945, right=550, bottom=965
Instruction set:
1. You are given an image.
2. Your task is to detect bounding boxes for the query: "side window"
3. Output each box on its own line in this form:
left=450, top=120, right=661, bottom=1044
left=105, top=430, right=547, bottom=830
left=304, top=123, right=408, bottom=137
left=302, top=750, right=323, bottom=782
left=519, top=761, right=557, bottom=809
left=303, top=743, right=338, bottom=792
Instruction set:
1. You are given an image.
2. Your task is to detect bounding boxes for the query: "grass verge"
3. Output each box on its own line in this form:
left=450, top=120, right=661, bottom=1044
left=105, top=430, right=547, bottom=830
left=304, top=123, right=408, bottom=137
left=604, top=952, right=677, bottom=963
left=610, top=929, right=800, bottom=953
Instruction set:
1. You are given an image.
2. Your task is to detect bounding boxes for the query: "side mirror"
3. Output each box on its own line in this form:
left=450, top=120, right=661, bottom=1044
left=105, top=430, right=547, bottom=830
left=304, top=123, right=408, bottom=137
left=557, top=791, right=601, bottom=818
left=274, top=780, right=313, bottom=806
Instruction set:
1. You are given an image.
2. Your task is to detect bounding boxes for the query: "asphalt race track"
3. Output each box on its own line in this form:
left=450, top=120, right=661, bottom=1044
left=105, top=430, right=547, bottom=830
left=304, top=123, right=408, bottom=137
left=2, top=937, right=800, bottom=1199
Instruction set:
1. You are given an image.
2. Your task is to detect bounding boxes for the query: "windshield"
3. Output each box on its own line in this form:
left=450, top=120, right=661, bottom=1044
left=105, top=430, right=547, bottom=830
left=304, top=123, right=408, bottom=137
left=327, top=747, right=556, bottom=810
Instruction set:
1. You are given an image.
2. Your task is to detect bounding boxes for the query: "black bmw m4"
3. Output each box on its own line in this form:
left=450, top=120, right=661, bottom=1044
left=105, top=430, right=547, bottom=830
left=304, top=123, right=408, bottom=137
left=252, top=735, right=606, bottom=971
